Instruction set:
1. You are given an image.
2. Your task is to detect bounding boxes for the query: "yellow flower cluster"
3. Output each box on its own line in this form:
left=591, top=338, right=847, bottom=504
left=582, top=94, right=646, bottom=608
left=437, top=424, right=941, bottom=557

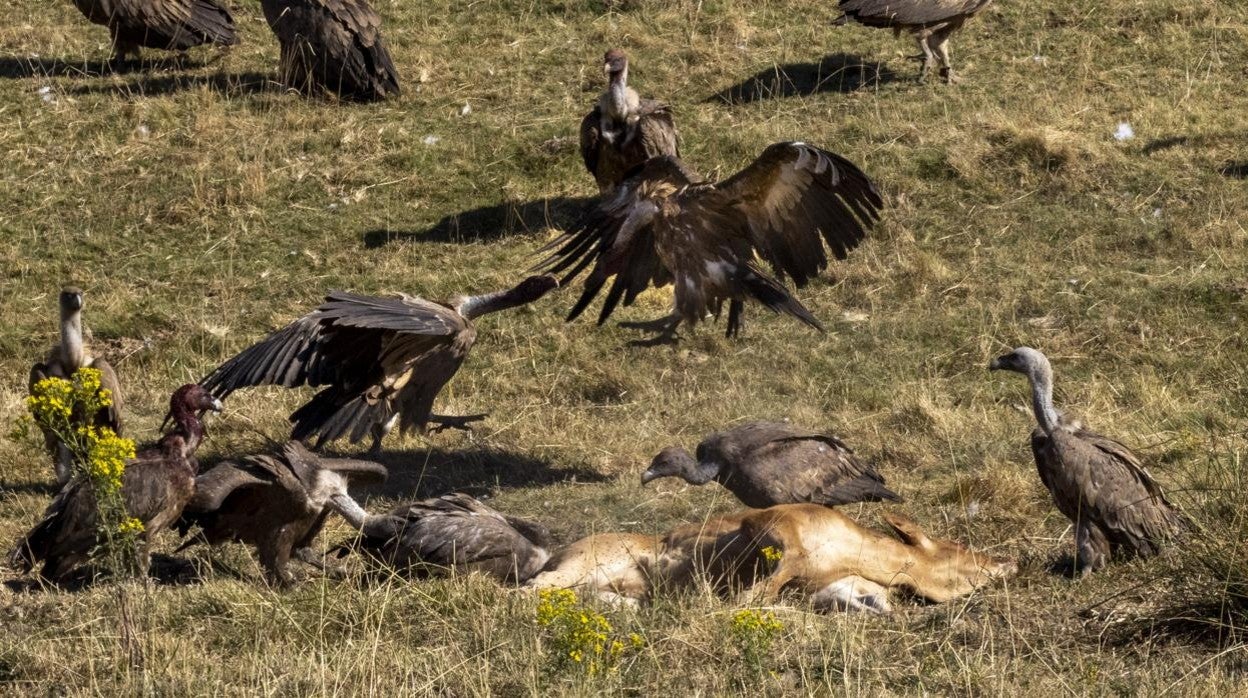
left=117, top=517, right=145, bottom=535
left=83, top=426, right=136, bottom=493
left=730, top=608, right=785, bottom=642
left=760, top=545, right=784, bottom=564
left=535, top=589, right=643, bottom=676
left=27, top=376, right=74, bottom=426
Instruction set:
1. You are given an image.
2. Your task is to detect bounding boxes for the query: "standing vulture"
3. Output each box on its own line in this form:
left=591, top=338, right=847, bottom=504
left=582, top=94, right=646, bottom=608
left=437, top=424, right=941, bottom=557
left=29, top=287, right=125, bottom=485
left=175, top=441, right=387, bottom=586
left=7, top=384, right=223, bottom=582
left=535, top=142, right=883, bottom=342
left=642, top=421, right=901, bottom=508
left=70, top=0, right=237, bottom=62
left=199, top=275, right=559, bottom=453
left=833, top=0, right=993, bottom=83
left=260, top=0, right=400, bottom=101
left=989, top=347, right=1187, bottom=573
left=331, top=492, right=553, bottom=584
left=580, top=49, right=680, bottom=194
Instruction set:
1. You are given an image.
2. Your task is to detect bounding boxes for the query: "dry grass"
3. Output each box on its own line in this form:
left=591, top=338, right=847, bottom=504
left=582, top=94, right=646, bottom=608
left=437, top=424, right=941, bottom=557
left=0, top=0, right=1247, bottom=693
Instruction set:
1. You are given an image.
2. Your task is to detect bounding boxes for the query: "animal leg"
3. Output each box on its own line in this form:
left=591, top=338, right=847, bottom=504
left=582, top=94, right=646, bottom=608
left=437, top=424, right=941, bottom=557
left=294, top=546, right=346, bottom=580
left=931, top=31, right=959, bottom=84
left=810, top=576, right=892, bottom=615
left=258, top=535, right=296, bottom=588
left=428, top=413, right=489, bottom=434
left=915, top=36, right=938, bottom=83
left=1075, top=521, right=1109, bottom=575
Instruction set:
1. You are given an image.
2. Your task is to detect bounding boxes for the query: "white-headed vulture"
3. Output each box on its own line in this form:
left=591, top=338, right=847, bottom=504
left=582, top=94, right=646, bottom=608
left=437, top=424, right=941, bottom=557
left=70, top=0, right=237, bottom=61
left=989, top=347, right=1187, bottom=573
left=260, top=0, right=400, bottom=101
left=7, top=384, right=223, bottom=582
left=643, top=421, right=900, bottom=507
left=199, top=276, right=559, bottom=453
left=580, top=49, right=680, bottom=194
left=536, top=142, right=882, bottom=342
left=834, top=0, right=994, bottom=83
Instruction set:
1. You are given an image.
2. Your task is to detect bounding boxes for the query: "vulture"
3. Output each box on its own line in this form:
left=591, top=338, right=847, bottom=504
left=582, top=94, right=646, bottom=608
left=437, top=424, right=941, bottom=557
left=989, top=347, right=1187, bottom=573
left=535, top=142, right=883, bottom=342
left=331, top=492, right=553, bottom=584
left=833, top=0, right=993, bottom=83
left=580, top=49, right=680, bottom=194
left=69, top=0, right=237, bottom=62
left=199, top=275, right=559, bottom=453
left=642, top=421, right=901, bottom=508
left=260, top=0, right=400, bottom=101
left=175, top=441, right=387, bottom=586
left=7, top=384, right=223, bottom=582
left=29, top=287, right=124, bottom=485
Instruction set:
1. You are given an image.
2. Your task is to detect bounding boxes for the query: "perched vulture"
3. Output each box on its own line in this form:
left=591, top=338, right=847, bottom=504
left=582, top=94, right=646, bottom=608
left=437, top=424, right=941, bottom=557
left=833, top=0, right=993, bottom=83
left=536, top=142, right=883, bottom=342
left=989, top=347, right=1187, bottom=573
left=7, top=384, right=223, bottom=581
left=260, top=0, right=400, bottom=101
left=175, top=441, right=387, bottom=585
left=70, top=0, right=237, bottom=61
left=29, top=287, right=124, bottom=485
left=580, top=49, right=680, bottom=194
left=199, top=276, right=559, bottom=453
left=642, top=421, right=900, bottom=508
left=331, top=492, right=553, bottom=584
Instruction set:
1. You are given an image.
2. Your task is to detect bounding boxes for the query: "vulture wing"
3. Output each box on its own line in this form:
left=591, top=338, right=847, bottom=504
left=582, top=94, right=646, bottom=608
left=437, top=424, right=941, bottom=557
left=579, top=101, right=680, bottom=193
left=261, top=0, right=400, bottom=101
left=836, top=0, right=992, bottom=27
left=634, top=100, right=681, bottom=160
left=185, top=459, right=287, bottom=514
left=535, top=157, right=688, bottom=324
left=579, top=107, right=603, bottom=182
left=94, top=0, right=237, bottom=49
left=713, top=141, right=883, bottom=288
left=7, top=481, right=96, bottom=577
left=90, top=356, right=124, bottom=436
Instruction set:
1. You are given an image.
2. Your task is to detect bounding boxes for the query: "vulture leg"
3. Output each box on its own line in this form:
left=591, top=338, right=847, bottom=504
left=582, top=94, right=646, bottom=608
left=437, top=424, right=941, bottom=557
left=931, top=28, right=960, bottom=84
left=618, top=313, right=681, bottom=346
left=294, top=546, right=346, bottom=580
left=915, top=36, right=938, bottom=83
left=1075, top=521, right=1110, bottom=575
left=369, top=414, right=400, bottom=455
left=428, top=413, right=489, bottom=434
left=257, top=531, right=297, bottom=587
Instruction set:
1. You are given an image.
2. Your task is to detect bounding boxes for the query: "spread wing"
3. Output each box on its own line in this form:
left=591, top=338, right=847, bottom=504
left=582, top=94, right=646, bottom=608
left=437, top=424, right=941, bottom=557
left=713, top=142, right=883, bottom=288
left=186, top=461, right=272, bottom=513
left=261, top=0, right=400, bottom=100
left=200, top=291, right=464, bottom=399
left=836, top=0, right=992, bottom=27
left=535, top=157, right=688, bottom=324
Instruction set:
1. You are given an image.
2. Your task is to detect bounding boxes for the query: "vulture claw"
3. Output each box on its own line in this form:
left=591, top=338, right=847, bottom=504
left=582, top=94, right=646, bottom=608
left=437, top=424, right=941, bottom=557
left=428, top=413, right=489, bottom=434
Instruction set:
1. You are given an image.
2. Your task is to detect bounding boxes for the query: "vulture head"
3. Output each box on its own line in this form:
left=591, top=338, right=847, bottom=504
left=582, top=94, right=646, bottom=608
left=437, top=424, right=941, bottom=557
left=59, top=287, right=84, bottom=315
left=452, top=274, right=558, bottom=320
left=603, top=49, right=628, bottom=78
left=641, top=446, right=717, bottom=486
left=171, top=383, right=225, bottom=421
left=988, top=346, right=1050, bottom=377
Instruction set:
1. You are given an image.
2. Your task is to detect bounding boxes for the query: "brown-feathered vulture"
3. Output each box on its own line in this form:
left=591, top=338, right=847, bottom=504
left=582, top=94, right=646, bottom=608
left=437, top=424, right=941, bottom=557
left=331, top=492, right=553, bottom=584
left=29, top=287, right=125, bottom=486
left=642, top=421, right=901, bottom=507
left=70, top=0, right=237, bottom=62
left=199, top=276, right=559, bottom=453
left=580, top=49, right=680, bottom=194
left=833, top=0, right=993, bottom=83
left=7, top=384, right=223, bottom=582
left=175, top=441, right=387, bottom=586
left=535, top=142, right=883, bottom=342
left=260, top=0, right=400, bottom=101
left=989, top=347, right=1187, bottom=573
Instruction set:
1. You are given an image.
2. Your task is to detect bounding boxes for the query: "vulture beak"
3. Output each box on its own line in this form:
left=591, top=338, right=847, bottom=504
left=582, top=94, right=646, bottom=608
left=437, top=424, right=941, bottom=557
left=603, top=61, right=613, bottom=75
left=640, top=469, right=658, bottom=485
left=208, top=397, right=224, bottom=413
left=988, top=357, right=1003, bottom=371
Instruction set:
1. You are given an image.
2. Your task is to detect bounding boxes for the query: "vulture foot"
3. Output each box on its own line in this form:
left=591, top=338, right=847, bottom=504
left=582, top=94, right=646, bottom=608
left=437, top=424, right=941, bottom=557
left=295, top=547, right=347, bottom=580
left=428, top=413, right=489, bottom=434
left=940, top=68, right=962, bottom=85
left=619, top=314, right=681, bottom=346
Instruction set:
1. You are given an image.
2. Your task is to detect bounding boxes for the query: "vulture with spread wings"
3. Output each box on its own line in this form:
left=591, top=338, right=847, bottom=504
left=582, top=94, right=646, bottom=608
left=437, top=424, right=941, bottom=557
left=260, top=0, right=400, bottom=101
left=71, top=0, right=237, bottom=62
left=834, top=0, right=994, bottom=83
left=579, top=49, right=680, bottom=194
left=30, top=287, right=125, bottom=485
left=536, top=142, right=882, bottom=342
left=199, top=276, right=558, bottom=453
left=176, top=440, right=387, bottom=585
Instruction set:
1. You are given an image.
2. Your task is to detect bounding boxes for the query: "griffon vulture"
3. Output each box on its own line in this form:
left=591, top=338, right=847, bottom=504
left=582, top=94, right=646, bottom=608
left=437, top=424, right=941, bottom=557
left=175, top=441, right=387, bottom=586
left=29, top=287, right=125, bottom=485
left=260, top=0, right=400, bottom=101
left=199, top=276, right=559, bottom=453
left=70, top=0, right=237, bottom=62
left=535, top=142, right=883, bottom=342
left=331, top=492, right=553, bottom=584
left=7, top=384, right=223, bottom=581
left=833, top=0, right=993, bottom=83
left=643, top=421, right=900, bottom=507
left=989, top=347, right=1187, bottom=573
left=580, top=49, right=680, bottom=194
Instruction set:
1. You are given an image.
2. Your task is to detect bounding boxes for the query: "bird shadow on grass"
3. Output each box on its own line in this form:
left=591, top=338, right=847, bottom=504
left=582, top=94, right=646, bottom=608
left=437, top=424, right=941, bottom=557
left=341, top=446, right=608, bottom=502
left=67, top=70, right=275, bottom=98
left=707, top=53, right=899, bottom=105
left=0, top=480, right=59, bottom=497
left=0, top=55, right=205, bottom=79
left=3, top=553, right=210, bottom=594
left=362, top=196, right=596, bottom=247
left=1219, top=162, right=1248, bottom=179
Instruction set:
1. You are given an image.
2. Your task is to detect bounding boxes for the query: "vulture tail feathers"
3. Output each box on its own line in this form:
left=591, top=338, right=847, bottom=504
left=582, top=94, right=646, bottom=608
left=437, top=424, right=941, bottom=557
left=738, top=266, right=824, bottom=332
left=289, top=387, right=389, bottom=447
left=188, top=0, right=238, bottom=46
left=814, top=477, right=902, bottom=507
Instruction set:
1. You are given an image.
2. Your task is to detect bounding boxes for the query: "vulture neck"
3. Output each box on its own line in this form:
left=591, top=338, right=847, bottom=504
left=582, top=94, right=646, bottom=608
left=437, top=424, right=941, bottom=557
left=1026, top=362, right=1060, bottom=435
left=330, top=493, right=374, bottom=531
left=59, top=308, right=85, bottom=369
left=605, top=69, right=633, bottom=120
left=167, top=399, right=206, bottom=458
left=455, top=286, right=534, bottom=320
left=690, top=458, right=720, bottom=485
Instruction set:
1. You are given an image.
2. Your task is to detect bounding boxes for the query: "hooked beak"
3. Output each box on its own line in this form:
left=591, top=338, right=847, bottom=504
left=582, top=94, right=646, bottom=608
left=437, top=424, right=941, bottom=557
left=987, top=357, right=1005, bottom=371
left=640, top=469, right=659, bottom=485
left=207, top=398, right=224, bottom=413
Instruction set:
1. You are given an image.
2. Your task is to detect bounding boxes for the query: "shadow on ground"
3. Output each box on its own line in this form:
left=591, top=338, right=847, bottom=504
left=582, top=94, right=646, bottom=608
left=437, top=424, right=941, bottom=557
left=0, top=480, right=59, bottom=497
left=363, top=196, right=595, bottom=247
left=1219, top=162, right=1248, bottom=179
left=68, top=71, right=275, bottom=98
left=707, top=53, right=899, bottom=104
left=0, top=55, right=205, bottom=79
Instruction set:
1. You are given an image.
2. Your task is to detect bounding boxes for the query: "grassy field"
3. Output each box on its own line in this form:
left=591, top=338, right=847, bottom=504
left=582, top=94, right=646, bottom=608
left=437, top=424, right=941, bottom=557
left=0, top=0, right=1246, bottom=693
